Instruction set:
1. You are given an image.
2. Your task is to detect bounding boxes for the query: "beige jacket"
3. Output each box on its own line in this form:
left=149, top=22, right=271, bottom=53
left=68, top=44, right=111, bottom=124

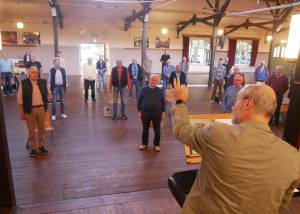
left=172, top=104, right=300, bottom=214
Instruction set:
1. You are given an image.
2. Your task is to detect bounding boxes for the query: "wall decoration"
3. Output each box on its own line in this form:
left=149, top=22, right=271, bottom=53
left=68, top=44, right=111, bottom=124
left=1, top=31, right=18, bottom=45
left=155, top=37, right=170, bottom=48
left=134, top=36, right=149, bottom=48
left=22, top=32, right=41, bottom=45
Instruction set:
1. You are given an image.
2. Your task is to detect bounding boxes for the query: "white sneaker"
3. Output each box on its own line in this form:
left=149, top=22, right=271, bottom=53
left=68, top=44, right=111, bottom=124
left=139, top=145, right=147, bottom=150
left=61, top=114, right=68, bottom=119
left=154, top=146, right=160, bottom=152
left=210, top=100, right=214, bottom=103
left=51, top=116, right=56, bottom=120
left=219, top=101, right=223, bottom=105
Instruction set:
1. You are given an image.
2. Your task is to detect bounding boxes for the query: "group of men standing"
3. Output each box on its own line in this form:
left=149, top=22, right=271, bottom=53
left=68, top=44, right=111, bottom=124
left=210, top=57, right=289, bottom=126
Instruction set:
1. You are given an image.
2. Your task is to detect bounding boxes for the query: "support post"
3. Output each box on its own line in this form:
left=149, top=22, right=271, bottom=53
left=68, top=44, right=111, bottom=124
left=141, top=14, right=148, bottom=87
left=267, top=36, right=274, bottom=72
left=283, top=50, right=300, bottom=150
left=208, top=26, right=217, bottom=86
left=0, top=89, right=16, bottom=210
left=51, top=7, right=59, bottom=57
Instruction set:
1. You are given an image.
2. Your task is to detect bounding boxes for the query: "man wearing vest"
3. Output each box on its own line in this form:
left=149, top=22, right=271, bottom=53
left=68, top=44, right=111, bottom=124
left=49, top=58, right=68, bottom=120
left=109, top=60, right=131, bottom=120
left=17, top=66, right=49, bottom=158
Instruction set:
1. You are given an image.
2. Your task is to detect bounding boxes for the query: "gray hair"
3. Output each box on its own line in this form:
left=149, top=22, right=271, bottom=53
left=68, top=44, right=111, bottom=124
left=239, top=84, right=276, bottom=117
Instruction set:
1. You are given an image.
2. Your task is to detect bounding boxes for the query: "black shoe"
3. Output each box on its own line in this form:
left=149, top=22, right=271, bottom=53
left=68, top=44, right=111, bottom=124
left=92, top=99, right=96, bottom=102
left=112, top=115, right=117, bottom=120
left=39, top=147, right=48, bottom=155
left=29, top=149, right=38, bottom=158
left=121, top=114, right=128, bottom=120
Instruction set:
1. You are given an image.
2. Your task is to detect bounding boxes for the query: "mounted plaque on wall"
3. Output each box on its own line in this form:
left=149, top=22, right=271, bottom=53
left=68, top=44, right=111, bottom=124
left=22, top=32, right=40, bottom=45
left=155, top=37, right=170, bottom=49
left=1, top=31, right=18, bottom=45
left=134, top=36, right=149, bottom=48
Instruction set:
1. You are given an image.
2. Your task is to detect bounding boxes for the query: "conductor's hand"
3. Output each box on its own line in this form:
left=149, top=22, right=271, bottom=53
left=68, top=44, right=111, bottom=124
left=137, top=111, right=142, bottom=119
left=171, top=77, right=188, bottom=102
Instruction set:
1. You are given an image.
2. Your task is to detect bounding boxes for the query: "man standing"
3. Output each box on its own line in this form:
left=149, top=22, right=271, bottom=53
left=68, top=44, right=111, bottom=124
left=49, top=58, right=68, bottom=120
left=226, top=66, right=245, bottom=88
left=17, top=66, right=49, bottom=158
left=160, top=51, right=170, bottom=79
left=266, top=65, right=289, bottom=126
left=223, top=74, right=244, bottom=112
left=162, top=59, right=175, bottom=96
left=128, top=58, right=142, bottom=98
left=254, top=61, right=268, bottom=83
left=0, top=53, right=14, bottom=96
left=26, top=54, right=43, bottom=78
left=109, top=60, right=130, bottom=120
left=143, top=55, right=152, bottom=86
left=137, top=75, right=165, bottom=152
left=180, top=57, right=189, bottom=84
left=82, top=57, right=97, bottom=102
left=23, top=51, right=31, bottom=66
left=170, top=65, right=186, bottom=88
left=210, top=58, right=226, bottom=104
left=171, top=78, right=300, bottom=214
left=96, top=55, right=107, bottom=92
left=223, top=57, right=232, bottom=90
left=57, top=50, right=66, bottom=69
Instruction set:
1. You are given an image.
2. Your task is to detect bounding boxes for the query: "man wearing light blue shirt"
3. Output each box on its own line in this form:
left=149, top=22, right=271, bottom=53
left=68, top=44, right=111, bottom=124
left=0, top=53, right=14, bottom=95
left=223, top=74, right=244, bottom=112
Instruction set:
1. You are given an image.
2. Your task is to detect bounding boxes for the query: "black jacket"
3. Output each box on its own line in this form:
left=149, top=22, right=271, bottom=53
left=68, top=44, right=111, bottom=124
left=49, top=67, right=67, bottom=91
left=111, top=66, right=129, bottom=87
left=21, top=78, right=48, bottom=114
left=128, top=63, right=142, bottom=80
left=169, top=71, right=186, bottom=88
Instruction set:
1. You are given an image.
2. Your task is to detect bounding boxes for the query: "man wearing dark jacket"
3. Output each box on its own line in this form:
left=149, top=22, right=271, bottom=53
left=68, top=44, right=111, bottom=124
left=170, top=65, right=186, bottom=88
left=109, top=60, right=131, bottom=120
left=49, top=58, right=68, bottom=121
left=137, top=75, right=165, bottom=152
left=128, top=58, right=142, bottom=98
left=17, top=66, right=49, bottom=158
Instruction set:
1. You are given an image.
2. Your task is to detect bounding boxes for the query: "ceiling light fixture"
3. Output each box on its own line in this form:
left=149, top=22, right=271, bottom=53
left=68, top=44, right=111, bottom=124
left=266, top=35, right=272, bottom=42
left=161, top=27, right=168, bottom=35
left=217, top=29, right=224, bottom=36
left=17, top=21, right=24, bottom=29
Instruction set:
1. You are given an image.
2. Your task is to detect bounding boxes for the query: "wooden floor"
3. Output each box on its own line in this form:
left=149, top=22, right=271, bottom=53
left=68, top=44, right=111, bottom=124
left=1, top=76, right=299, bottom=214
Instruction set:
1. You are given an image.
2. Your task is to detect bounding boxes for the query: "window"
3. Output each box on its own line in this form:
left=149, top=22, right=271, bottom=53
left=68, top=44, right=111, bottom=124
left=273, top=44, right=286, bottom=58
left=189, top=38, right=210, bottom=65
left=235, top=40, right=252, bottom=65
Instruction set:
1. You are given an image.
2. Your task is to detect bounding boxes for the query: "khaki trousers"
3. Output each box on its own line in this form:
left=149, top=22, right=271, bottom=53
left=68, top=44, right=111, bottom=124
left=211, top=79, right=224, bottom=101
left=25, top=107, right=46, bottom=149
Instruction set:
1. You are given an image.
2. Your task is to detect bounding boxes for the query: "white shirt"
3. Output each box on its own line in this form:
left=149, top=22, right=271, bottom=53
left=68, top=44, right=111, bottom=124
left=82, top=63, right=97, bottom=81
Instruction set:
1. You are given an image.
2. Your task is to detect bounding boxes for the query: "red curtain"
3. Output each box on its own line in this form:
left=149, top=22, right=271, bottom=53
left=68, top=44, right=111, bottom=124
left=182, top=36, right=190, bottom=61
left=227, top=39, right=237, bottom=66
left=250, top=39, right=259, bottom=66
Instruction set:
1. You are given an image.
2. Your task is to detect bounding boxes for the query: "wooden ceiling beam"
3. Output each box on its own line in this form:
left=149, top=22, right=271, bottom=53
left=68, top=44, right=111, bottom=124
left=206, top=0, right=214, bottom=9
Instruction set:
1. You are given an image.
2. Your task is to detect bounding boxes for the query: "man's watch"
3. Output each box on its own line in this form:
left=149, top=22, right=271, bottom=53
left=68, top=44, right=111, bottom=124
left=176, top=100, right=186, bottom=105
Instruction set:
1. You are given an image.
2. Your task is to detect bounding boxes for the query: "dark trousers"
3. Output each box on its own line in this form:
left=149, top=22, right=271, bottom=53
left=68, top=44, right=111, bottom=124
left=84, top=79, right=95, bottom=100
left=2, top=72, right=13, bottom=95
left=142, top=112, right=162, bottom=146
left=273, top=93, right=284, bottom=125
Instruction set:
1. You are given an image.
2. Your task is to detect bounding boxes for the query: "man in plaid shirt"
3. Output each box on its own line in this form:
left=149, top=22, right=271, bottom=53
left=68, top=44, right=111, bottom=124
left=0, top=53, right=14, bottom=96
left=210, top=58, right=226, bottom=104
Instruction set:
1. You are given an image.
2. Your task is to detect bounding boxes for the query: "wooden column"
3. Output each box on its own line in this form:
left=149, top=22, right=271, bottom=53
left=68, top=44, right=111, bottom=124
left=283, top=51, right=300, bottom=150
left=0, top=89, right=16, bottom=209
left=208, top=26, right=217, bottom=86
left=51, top=6, right=59, bottom=57
left=141, top=14, right=148, bottom=87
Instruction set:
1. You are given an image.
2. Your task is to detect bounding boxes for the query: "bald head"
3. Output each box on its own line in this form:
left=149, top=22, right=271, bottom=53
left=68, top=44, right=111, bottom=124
left=232, top=84, right=276, bottom=124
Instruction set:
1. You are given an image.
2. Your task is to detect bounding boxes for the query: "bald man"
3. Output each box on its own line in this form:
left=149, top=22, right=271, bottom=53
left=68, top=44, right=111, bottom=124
left=223, top=74, right=244, bottom=112
left=17, top=66, right=49, bottom=158
left=137, top=75, right=165, bottom=152
left=172, top=80, right=300, bottom=214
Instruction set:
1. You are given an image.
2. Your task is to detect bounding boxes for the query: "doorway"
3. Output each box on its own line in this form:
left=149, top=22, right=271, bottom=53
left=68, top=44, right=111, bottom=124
left=79, top=44, right=105, bottom=75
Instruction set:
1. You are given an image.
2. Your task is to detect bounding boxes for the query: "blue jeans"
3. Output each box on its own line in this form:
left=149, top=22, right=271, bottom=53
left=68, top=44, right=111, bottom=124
left=98, top=72, right=106, bottom=91
left=3, top=72, right=12, bottom=95
left=129, top=79, right=140, bottom=97
left=113, top=86, right=126, bottom=116
left=52, top=85, right=65, bottom=116
left=162, top=78, right=170, bottom=97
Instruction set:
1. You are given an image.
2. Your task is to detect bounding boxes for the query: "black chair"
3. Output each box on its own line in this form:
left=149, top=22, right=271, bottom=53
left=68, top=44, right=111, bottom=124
left=168, top=169, right=198, bottom=207
left=168, top=169, right=300, bottom=208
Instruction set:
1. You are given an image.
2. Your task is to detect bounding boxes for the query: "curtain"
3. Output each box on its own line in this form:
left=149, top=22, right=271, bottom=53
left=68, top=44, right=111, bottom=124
left=182, top=36, right=190, bottom=61
left=227, top=39, right=237, bottom=66
left=250, top=39, right=259, bottom=66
